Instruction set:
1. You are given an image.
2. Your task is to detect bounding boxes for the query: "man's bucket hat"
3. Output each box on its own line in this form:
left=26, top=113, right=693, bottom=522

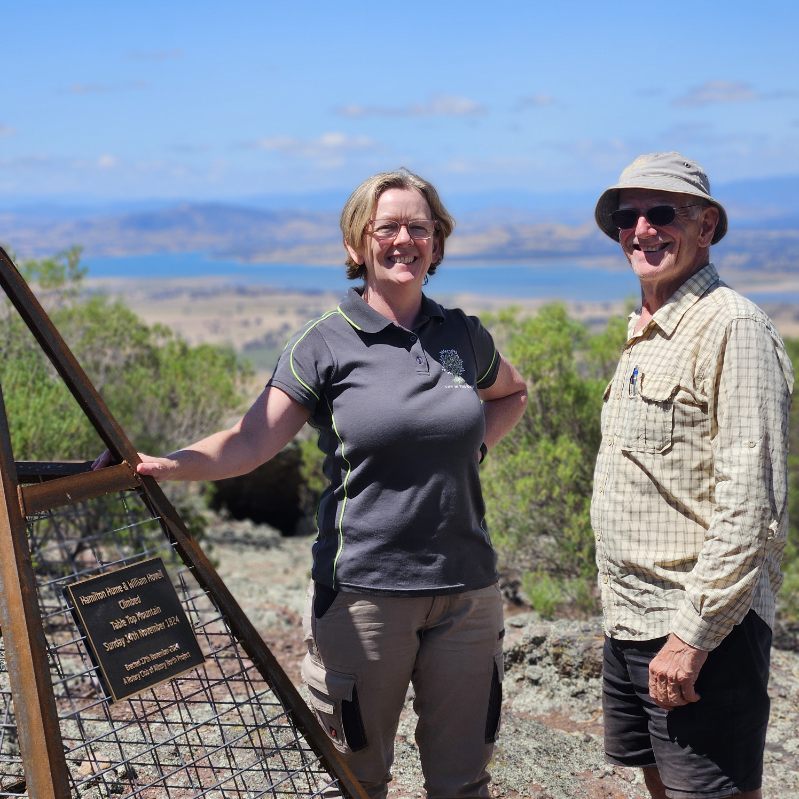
left=594, top=151, right=728, bottom=244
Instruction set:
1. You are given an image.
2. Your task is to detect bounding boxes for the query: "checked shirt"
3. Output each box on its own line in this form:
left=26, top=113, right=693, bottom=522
left=591, top=262, right=793, bottom=650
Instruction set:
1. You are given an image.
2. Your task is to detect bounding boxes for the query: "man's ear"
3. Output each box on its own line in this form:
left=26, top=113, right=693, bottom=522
left=697, top=206, right=720, bottom=248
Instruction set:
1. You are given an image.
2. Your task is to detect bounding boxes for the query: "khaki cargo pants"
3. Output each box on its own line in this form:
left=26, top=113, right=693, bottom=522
left=301, top=582, right=504, bottom=799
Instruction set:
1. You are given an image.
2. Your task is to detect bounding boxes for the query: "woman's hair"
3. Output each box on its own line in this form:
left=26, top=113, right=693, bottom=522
left=340, top=168, right=455, bottom=280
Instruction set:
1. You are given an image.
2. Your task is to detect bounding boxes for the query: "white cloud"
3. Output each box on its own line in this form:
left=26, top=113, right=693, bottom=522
left=517, top=94, right=557, bottom=109
left=554, top=137, right=630, bottom=158
left=441, top=159, right=478, bottom=174
left=253, top=132, right=376, bottom=162
left=0, top=123, right=15, bottom=137
left=422, top=96, right=484, bottom=116
left=97, top=154, right=119, bottom=169
left=0, top=154, right=52, bottom=169
left=671, top=80, right=795, bottom=108
left=66, top=81, right=148, bottom=95
left=170, top=142, right=211, bottom=154
left=336, top=95, right=485, bottom=118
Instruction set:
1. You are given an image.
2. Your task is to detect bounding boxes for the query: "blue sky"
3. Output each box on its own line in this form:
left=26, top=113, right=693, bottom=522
left=2, top=1, right=798, bottom=204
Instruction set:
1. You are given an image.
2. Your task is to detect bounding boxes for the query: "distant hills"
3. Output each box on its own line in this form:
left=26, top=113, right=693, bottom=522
left=2, top=174, right=798, bottom=272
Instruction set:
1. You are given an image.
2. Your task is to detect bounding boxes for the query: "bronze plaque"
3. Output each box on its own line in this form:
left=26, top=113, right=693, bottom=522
left=65, top=557, right=205, bottom=701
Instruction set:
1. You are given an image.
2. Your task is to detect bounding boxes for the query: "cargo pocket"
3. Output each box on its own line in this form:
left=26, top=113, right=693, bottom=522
left=301, top=655, right=367, bottom=753
left=484, top=651, right=504, bottom=744
left=620, top=374, right=678, bottom=454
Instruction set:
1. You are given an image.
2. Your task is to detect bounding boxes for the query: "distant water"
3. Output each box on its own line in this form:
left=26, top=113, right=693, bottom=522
left=83, top=252, right=642, bottom=302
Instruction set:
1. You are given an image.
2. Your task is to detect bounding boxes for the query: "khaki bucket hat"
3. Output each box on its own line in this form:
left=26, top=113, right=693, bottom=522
left=594, top=151, right=728, bottom=244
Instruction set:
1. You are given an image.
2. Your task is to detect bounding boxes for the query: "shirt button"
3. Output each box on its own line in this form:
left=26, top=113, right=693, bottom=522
left=415, top=356, right=423, bottom=364
left=410, top=334, right=417, bottom=341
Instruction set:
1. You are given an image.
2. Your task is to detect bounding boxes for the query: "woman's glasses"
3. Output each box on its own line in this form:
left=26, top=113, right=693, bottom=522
left=610, top=204, right=700, bottom=230
left=367, top=219, right=437, bottom=241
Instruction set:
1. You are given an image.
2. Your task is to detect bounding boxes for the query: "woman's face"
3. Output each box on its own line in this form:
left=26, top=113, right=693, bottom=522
left=346, top=188, right=440, bottom=293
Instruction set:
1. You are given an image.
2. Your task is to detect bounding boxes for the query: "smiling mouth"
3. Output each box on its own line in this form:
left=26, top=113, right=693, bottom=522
left=390, top=255, right=416, bottom=264
left=635, top=242, right=670, bottom=253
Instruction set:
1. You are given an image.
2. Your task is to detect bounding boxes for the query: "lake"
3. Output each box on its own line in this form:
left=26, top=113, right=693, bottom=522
left=83, top=252, right=799, bottom=306
left=83, top=252, right=642, bottom=303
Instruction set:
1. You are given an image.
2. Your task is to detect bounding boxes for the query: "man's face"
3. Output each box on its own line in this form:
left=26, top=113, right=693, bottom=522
left=617, top=189, right=719, bottom=295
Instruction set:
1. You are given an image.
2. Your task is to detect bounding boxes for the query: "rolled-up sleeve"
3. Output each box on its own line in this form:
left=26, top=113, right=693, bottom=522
left=671, top=317, right=793, bottom=649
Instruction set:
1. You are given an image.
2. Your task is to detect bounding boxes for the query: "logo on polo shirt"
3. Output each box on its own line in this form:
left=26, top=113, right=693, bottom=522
left=439, top=349, right=467, bottom=387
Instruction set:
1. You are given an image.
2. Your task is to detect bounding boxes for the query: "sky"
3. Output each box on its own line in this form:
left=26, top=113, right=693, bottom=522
left=2, top=1, right=798, bottom=206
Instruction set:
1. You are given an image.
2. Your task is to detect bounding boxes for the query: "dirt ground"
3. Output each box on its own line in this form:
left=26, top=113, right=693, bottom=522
left=207, top=522, right=799, bottom=799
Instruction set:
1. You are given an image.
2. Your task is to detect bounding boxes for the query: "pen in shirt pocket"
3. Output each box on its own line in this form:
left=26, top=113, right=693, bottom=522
left=628, top=365, right=639, bottom=397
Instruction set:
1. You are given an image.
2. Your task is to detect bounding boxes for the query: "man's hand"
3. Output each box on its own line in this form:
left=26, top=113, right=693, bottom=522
left=648, top=633, right=709, bottom=709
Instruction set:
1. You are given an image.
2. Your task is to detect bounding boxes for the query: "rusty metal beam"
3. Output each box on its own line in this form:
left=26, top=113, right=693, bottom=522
left=0, top=389, right=71, bottom=799
left=19, top=461, right=139, bottom=516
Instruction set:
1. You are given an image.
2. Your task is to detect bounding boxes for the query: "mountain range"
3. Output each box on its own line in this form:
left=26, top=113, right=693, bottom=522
left=2, top=174, right=798, bottom=271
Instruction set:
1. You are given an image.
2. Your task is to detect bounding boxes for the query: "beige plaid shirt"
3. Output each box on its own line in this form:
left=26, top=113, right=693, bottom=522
left=591, top=263, right=793, bottom=650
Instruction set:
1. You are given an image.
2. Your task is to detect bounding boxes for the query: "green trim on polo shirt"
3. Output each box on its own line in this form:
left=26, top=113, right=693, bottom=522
left=335, top=304, right=362, bottom=331
left=478, top=348, right=498, bottom=385
left=269, top=286, right=501, bottom=594
left=289, top=310, right=339, bottom=400
left=327, top=397, right=352, bottom=586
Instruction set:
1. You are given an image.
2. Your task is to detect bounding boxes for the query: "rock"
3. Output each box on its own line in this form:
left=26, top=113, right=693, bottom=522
left=209, top=534, right=799, bottom=798
left=208, top=516, right=283, bottom=549
left=505, top=618, right=604, bottom=681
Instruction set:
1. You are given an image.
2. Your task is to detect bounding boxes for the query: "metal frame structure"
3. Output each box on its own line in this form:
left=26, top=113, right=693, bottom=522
left=0, top=246, right=367, bottom=798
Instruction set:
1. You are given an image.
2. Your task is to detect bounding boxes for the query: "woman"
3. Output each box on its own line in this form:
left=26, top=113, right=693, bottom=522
left=103, top=169, right=527, bottom=799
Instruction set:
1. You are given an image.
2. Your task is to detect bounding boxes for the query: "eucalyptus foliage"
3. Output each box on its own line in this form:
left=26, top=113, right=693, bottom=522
left=0, top=247, right=251, bottom=462
left=480, top=304, right=626, bottom=614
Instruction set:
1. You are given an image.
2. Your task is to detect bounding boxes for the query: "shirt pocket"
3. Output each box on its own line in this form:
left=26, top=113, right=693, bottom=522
left=620, top=374, right=678, bottom=454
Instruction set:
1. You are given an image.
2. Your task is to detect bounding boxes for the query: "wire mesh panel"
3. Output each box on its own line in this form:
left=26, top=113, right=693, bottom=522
left=0, top=245, right=365, bottom=798
left=0, top=478, right=341, bottom=799
left=0, top=649, right=22, bottom=796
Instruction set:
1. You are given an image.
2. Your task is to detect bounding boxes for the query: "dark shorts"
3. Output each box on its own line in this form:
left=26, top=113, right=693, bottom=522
left=602, top=610, right=771, bottom=799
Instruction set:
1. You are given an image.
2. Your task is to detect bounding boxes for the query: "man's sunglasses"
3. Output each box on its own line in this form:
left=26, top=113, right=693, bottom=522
left=610, top=204, right=701, bottom=230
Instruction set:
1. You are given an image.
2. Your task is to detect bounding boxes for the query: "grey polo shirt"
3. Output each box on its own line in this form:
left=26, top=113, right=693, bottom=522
left=268, top=287, right=501, bottom=595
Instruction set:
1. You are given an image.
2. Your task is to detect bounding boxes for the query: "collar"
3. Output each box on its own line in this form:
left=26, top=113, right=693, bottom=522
left=629, top=262, right=721, bottom=339
left=337, top=287, right=445, bottom=334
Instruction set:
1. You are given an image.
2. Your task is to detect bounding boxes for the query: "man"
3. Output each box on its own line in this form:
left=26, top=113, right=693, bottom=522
left=591, top=152, right=793, bottom=799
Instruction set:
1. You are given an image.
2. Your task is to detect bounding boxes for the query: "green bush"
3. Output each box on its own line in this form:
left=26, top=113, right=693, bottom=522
left=486, top=304, right=799, bottom=624
left=1, top=247, right=252, bottom=543
left=481, top=304, right=626, bottom=610
left=1, top=247, right=252, bottom=461
left=521, top=570, right=564, bottom=619
left=781, top=338, right=799, bottom=623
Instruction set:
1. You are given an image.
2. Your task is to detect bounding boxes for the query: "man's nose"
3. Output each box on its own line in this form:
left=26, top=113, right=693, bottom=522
left=634, top=213, right=656, bottom=236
